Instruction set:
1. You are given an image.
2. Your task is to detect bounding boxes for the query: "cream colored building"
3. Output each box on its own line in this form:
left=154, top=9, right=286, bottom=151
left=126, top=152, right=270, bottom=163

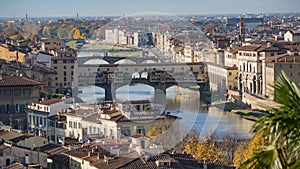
left=237, top=44, right=279, bottom=96
left=0, top=44, right=27, bottom=63
left=41, top=38, right=65, bottom=52
left=207, top=63, right=238, bottom=92
left=50, top=49, right=77, bottom=94
left=284, top=30, right=300, bottom=43
left=264, top=54, right=300, bottom=100
left=224, top=47, right=239, bottom=67
left=27, top=99, right=70, bottom=139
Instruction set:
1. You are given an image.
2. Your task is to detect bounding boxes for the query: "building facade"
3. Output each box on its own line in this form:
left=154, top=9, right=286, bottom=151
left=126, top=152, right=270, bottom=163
left=264, top=54, right=300, bottom=100
left=50, top=49, right=77, bottom=95
left=0, top=75, right=42, bottom=130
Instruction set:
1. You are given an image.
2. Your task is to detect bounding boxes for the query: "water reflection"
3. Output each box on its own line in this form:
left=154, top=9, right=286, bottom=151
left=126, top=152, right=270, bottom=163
left=78, top=84, right=254, bottom=139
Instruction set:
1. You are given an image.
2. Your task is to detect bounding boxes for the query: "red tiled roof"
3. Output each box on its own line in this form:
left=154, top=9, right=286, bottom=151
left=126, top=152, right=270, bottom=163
left=229, top=48, right=238, bottom=54
left=65, top=144, right=110, bottom=158
left=0, top=75, right=43, bottom=87
left=257, top=46, right=279, bottom=52
left=118, top=153, right=201, bottom=169
left=2, top=162, right=24, bottom=169
left=38, top=99, right=63, bottom=105
left=238, top=45, right=261, bottom=51
left=281, top=45, right=300, bottom=52
left=265, top=54, right=300, bottom=63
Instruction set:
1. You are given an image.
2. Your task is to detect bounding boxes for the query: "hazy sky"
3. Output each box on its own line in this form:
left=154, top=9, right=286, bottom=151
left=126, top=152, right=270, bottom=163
left=1, top=0, right=299, bottom=17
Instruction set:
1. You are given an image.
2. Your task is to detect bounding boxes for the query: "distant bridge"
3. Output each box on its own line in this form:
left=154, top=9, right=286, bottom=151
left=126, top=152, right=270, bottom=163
left=77, top=62, right=210, bottom=101
left=77, top=56, right=159, bottom=65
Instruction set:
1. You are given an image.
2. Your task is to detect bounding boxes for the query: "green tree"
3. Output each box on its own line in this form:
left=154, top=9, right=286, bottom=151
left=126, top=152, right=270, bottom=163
left=240, top=71, right=300, bottom=169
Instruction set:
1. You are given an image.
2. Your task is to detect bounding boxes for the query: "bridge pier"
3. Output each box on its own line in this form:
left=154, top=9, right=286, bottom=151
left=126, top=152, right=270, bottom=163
left=104, top=84, right=116, bottom=101
left=154, top=84, right=167, bottom=105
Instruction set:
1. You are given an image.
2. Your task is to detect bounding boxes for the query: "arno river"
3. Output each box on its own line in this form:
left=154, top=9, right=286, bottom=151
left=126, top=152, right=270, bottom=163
left=78, top=84, right=254, bottom=140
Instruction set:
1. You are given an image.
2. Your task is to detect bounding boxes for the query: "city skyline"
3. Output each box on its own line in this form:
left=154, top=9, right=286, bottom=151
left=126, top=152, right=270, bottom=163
left=0, top=0, right=299, bottom=17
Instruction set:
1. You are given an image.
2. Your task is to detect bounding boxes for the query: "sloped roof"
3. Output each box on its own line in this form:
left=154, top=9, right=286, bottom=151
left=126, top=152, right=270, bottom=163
left=265, top=54, right=300, bottom=63
left=38, top=99, right=63, bottom=106
left=0, top=75, right=43, bottom=87
left=118, top=153, right=201, bottom=169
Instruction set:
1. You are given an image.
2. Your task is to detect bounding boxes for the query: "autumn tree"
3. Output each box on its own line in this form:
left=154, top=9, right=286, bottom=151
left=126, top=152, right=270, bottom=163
left=42, top=26, right=51, bottom=38
left=233, top=132, right=265, bottom=167
left=73, top=28, right=81, bottom=39
left=146, top=118, right=182, bottom=150
left=185, top=134, right=227, bottom=164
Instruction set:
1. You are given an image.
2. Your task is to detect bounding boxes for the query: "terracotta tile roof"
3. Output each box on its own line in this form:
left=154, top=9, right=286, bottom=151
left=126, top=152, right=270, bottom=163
left=119, top=153, right=201, bottom=169
left=229, top=48, right=238, bottom=54
left=281, top=45, right=300, bottom=52
left=238, top=45, right=261, bottom=51
left=2, top=162, right=25, bottom=169
left=238, top=45, right=279, bottom=52
left=40, top=144, right=69, bottom=157
left=64, top=144, right=110, bottom=158
left=93, top=157, right=135, bottom=169
left=257, top=46, right=279, bottom=52
left=38, top=99, right=63, bottom=105
left=265, top=54, right=300, bottom=63
left=0, top=75, right=43, bottom=87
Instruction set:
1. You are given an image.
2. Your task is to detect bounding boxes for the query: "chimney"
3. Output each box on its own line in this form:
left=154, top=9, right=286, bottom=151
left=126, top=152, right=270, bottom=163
left=97, top=153, right=101, bottom=160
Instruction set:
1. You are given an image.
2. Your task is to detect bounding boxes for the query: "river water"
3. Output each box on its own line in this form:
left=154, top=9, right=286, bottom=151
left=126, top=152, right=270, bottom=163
left=78, top=84, right=254, bottom=140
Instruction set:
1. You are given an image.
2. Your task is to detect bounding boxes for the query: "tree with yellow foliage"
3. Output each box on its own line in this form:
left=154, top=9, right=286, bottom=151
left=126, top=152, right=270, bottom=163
left=73, top=28, right=81, bottom=39
left=146, top=119, right=181, bottom=150
left=185, top=134, right=227, bottom=164
left=233, top=132, right=265, bottom=167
